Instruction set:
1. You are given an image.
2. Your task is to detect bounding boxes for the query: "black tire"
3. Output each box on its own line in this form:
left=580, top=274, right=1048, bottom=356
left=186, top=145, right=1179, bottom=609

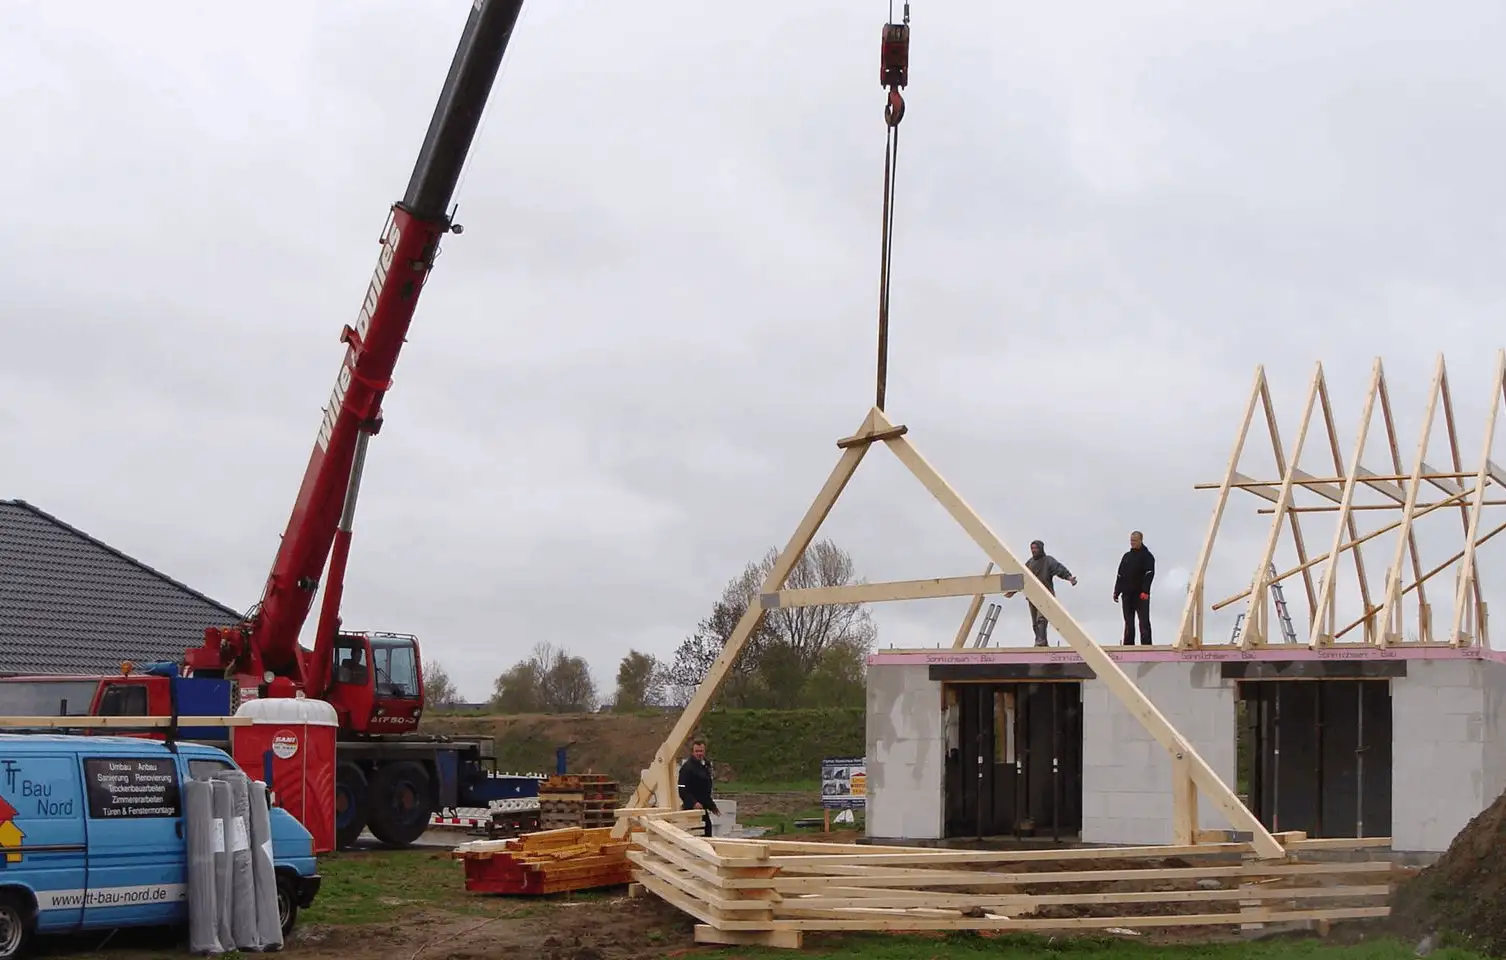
left=335, top=762, right=370, bottom=850
left=276, top=872, right=299, bottom=939
left=366, top=760, right=434, bottom=848
left=0, top=892, right=35, bottom=960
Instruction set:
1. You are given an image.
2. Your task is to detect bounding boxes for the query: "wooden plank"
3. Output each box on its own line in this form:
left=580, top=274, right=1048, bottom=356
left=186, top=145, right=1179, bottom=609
left=693, top=925, right=803, bottom=949
left=754, top=905, right=1391, bottom=932
left=776, top=884, right=1391, bottom=912
left=761, top=573, right=1023, bottom=609
left=875, top=407, right=1285, bottom=859
left=836, top=424, right=908, bottom=448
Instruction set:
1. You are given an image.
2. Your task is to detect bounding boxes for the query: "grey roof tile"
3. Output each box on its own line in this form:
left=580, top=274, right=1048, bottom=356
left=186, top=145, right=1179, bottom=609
left=0, top=500, right=245, bottom=676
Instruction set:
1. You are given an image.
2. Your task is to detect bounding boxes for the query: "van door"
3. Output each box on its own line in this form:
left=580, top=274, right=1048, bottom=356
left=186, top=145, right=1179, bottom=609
left=0, top=754, right=87, bottom=934
left=78, top=754, right=186, bottom=929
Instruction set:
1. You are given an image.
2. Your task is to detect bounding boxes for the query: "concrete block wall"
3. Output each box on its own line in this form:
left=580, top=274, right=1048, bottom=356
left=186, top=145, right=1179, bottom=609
left=1081, top=662, right=1236, bottom=847
left=865, top=664, right=945, bottom=840
left=1390, top=658, right=1506, bottom=853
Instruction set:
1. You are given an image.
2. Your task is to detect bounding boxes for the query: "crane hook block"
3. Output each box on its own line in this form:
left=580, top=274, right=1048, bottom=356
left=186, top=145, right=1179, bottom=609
left=880, top=22, right=910, bottom=89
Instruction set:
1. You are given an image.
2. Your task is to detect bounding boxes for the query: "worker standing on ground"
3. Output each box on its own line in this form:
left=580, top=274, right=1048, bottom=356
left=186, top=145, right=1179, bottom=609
left=1025, top=540, right=1078, bottom=647
left=677, top=738, right=720, bottom=837
left=1113, top=530, right=1156, bottom=645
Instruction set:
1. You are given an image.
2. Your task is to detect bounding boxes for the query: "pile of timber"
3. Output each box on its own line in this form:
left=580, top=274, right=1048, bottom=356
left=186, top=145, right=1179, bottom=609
left=537, top=774, right=620, bottom=831
left=624, top=815, right=1398, bottom=951
left=452, top=826, right=633, bottom=895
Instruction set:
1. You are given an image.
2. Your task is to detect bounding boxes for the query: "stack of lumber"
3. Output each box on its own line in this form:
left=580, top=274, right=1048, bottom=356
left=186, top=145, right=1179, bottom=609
left=535, top=774, right=619, bottom=831
left=452, top=827, right=632, bottom=895
left=624, top=815, right=1399, bottom=951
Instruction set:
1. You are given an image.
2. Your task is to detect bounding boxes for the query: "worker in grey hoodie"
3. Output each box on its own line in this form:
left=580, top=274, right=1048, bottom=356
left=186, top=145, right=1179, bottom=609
left=1025, top=539, right=1077, bottom=647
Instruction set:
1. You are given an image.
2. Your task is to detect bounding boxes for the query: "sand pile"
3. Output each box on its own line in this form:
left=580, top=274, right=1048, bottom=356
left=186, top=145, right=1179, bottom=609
left=1391, top=786, right=1506, bottom=955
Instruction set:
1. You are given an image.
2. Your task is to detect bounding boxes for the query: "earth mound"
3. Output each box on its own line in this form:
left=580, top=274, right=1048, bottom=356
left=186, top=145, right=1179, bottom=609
left=1391, top=785, right=1506, bottom=954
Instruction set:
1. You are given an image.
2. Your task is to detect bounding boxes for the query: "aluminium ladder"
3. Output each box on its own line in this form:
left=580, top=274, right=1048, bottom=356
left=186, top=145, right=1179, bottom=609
left=972, top=602, right=1001, bottom=647
left=1229, top=562, right=1299, bottom=644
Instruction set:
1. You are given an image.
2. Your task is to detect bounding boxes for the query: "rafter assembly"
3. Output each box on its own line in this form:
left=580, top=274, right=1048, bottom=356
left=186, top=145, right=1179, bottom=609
left=1176, top=350, right=1506, bottom=650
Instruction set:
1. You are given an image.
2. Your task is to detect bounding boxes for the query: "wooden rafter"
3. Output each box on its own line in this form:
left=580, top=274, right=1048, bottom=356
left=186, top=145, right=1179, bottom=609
left=1183, top=351, right=1506, bottom=650
left=623, top=405, right=1287, bottom=860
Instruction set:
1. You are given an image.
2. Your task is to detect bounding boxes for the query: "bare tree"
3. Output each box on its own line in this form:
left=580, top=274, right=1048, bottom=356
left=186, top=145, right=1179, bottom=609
left=490, top=642, right=599, bottom=714
left=670, top=539, right=875, bottom=709
left=423, top=659, right=463, bottom=709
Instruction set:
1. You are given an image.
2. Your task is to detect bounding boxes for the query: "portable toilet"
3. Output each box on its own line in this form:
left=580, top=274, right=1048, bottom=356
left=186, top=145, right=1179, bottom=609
left=232, top=694, right=338, bottom=853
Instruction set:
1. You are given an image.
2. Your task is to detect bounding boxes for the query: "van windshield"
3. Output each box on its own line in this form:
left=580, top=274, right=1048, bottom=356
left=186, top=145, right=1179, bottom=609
left=0, top=680, right=100, bottom=716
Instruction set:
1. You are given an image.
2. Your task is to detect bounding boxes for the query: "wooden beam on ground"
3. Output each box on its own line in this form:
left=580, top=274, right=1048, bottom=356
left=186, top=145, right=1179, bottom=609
left=762, top=573, right=1024, bottom=609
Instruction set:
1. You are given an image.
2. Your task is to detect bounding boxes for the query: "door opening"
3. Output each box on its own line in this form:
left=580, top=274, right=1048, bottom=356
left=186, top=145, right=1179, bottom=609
left=943, top=681, right=1082, bottom=840
left=1238, top=679, right=1392, bottom=839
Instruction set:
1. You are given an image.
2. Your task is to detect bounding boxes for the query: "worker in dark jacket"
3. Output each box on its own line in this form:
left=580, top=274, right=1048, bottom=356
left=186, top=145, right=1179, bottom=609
left=1025, top=540, right=1078, bottom=647
left=1113, top=530, right=1156, bottom=645
left=677, top=738, right=720, bottom=837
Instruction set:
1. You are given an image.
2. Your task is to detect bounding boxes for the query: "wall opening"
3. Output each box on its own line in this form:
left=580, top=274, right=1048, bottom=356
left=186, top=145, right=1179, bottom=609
left=1237, top=679, right=1392, bottom=838
left=942, top=681, right=1082, bottom=840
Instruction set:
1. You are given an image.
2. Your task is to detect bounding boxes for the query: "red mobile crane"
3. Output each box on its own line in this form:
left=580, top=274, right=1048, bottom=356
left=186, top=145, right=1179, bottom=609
left=0, top=0, right=540, bottom=850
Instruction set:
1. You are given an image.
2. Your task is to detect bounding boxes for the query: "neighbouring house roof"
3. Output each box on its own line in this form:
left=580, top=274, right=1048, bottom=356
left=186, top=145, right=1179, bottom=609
left=0, top=499, right=245, bottom=676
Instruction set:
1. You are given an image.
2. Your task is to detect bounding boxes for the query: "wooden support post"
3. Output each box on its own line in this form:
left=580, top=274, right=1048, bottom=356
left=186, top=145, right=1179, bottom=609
left=1172, top=753, right=1198, bottom=846
left=950, top=562, right=995, bottom=649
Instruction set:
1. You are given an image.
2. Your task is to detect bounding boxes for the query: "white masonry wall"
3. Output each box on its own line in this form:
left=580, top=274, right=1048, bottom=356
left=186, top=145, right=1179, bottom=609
left=1081, top=661, right=1237, bottom=847
left=865, top=663, right=945, bottom=841
left=1391, top=658, right=1506, bottom=853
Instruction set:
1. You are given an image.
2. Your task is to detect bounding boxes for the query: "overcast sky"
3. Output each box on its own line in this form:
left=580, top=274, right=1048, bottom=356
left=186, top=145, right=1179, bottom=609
left=4, top=1, right=1506, bottom=702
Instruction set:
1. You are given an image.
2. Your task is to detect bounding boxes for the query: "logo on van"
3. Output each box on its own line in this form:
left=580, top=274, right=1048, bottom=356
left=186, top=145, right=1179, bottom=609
left=0, top=796, right=23, bottom=863
left=271, top=731, right=299, bottom=761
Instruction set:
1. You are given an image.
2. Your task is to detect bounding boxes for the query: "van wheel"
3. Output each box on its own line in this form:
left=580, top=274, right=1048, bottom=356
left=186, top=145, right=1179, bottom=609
left=276, top=874, right=298, bottom=938
left=367, top=761, right=433, bottom=848
left=0, top=893, right=35, bottom=960
left=335, top=762, right=370, bottom=849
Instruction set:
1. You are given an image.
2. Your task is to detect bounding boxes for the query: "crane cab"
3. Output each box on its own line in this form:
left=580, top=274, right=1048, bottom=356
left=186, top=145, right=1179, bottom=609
left=323, top=632, right=423, bottom=736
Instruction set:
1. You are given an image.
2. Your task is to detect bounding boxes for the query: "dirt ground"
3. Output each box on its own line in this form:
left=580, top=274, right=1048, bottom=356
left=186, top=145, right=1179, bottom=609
left=285, top=896, right=698, bottom=960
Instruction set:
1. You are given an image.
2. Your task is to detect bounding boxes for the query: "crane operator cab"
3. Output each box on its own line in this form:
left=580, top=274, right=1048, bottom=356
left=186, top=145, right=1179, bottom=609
left=326, top=632, right=424, bottom=735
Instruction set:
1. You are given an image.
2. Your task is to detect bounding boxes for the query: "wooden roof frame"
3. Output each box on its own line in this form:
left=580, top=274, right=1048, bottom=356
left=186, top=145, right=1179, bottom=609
left=618, top=406, right=1288, bottom=860
left=1176, top=351, right=1506, bottom=650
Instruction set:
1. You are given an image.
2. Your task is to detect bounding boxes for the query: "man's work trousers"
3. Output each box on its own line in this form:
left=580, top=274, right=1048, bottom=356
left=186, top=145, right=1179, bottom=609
left=1121, top=594, right=1152, bottom=645
left=1028, top=603, right=1049, bottom=646
left=682, top=800, right=714, bottom=837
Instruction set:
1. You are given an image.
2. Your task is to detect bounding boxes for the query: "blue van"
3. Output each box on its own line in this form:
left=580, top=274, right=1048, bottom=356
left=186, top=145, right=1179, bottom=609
left=0, top=734, right=321, bottom=958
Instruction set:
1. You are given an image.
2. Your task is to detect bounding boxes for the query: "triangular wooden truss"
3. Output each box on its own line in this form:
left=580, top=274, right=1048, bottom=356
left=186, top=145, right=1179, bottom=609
left=621, top=406, right=1286, bottom=859
left=1176, top=351, right=1506, bottom=650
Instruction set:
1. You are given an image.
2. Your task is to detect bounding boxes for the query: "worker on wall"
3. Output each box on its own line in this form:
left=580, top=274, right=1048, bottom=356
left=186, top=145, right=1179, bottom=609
left=1113, top=530, right=1157, bottom=645
left=677, top=738, right=720, bottom=837
left=1025, top=540, right=1078, bottom=647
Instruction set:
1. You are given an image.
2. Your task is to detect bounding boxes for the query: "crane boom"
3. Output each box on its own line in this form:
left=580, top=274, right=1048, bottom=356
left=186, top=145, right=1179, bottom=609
left=186, top=0, right=526, bottom=685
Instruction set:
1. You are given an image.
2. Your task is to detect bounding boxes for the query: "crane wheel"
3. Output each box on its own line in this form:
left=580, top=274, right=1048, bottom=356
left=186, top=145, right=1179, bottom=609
left=367, top=760, right=434, bottom=848
left=335, top=762, right=371, bottom=850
